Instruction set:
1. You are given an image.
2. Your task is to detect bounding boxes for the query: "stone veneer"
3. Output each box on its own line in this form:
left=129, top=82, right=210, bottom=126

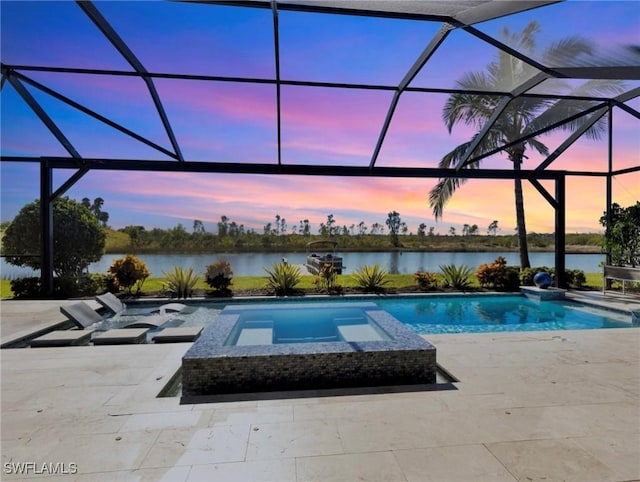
left=181, top=302, right=436, bottom=399
left=521, top=286, right=567, bottom=301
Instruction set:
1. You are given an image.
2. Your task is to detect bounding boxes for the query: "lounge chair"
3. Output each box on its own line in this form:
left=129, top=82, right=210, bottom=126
left=95, top=292, right=187, bottom=316
left=60, top=302, right=104, bottom=329
left=61, top=301, right=168, bottom=329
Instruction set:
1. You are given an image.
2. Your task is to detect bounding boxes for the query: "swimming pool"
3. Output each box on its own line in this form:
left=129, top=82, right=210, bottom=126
left=117, top=294, right=635, bottom=336
left=375, top=294, right=634, bottom=334
left=224, top=304, right=391, bottom=345
left=181, top=302, right=437, bottom=397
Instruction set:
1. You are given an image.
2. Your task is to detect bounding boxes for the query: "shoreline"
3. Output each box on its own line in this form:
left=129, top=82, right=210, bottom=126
left=103, top=245, right=604, bottom=255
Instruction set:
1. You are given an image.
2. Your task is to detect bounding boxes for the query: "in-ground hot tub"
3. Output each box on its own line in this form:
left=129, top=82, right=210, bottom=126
left=181, top=302, right=437, bottom=399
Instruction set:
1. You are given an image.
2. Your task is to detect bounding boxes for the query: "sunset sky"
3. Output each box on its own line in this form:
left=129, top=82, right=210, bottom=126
left=1, top=0, right=638, bottom=236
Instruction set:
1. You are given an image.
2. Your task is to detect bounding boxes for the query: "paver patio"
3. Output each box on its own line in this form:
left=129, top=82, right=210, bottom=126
left=1, top=297, right=639, bottom=481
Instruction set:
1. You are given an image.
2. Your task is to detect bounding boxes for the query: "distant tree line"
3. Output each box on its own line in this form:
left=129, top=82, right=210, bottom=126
left=114, top=211, right=506, bottom=251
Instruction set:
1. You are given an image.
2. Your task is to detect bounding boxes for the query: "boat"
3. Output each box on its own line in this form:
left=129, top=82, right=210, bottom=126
left=306, top=240, right=344, bottom=275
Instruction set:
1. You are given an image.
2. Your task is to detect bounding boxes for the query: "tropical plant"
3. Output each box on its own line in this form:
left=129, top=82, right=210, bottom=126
left=2, top=197, right=105, bottom=277
left=428, top=21, right=623, bottom=269
left=108, top=254, right=150, bottom=294
left=314, top=262, right=342, bottom=294
left=414, top=270, right=438, bottom=290
left=163, top=266, right=200, bottom=298
left=599, top=202, right=640, bottom=267
left=264, top=262, right=301, bottom=296
left=475, top=256, right=520, bottom=291
left=205, top=260, right=233, bottom=294
left=439, top=264, right=474, bottom=290
left=352, top=264, right=389, bottom=292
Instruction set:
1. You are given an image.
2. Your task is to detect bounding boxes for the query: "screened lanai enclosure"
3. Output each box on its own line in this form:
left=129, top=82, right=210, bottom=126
left=1, top=0, right=639, bottom=294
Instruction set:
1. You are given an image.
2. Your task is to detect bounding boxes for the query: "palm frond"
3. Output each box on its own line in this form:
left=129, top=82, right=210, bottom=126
left=443, top=75, right=497, bottom=133
left=429, top=177, right=467, bottom=220
left=542, top=37, right=595, bottom=67
left=526, top=137, right=550, bottom=157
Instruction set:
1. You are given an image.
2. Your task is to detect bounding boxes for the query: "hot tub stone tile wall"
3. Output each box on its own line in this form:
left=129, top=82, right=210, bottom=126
left=181, top=302, right=436, bottom=398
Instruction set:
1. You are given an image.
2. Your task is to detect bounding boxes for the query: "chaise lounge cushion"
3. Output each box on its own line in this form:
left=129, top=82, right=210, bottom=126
left=60, top=302, right=103, bottom=329
left=96, top=292, right=188, bottom=316
left=95, top=292, right=125, bottom=314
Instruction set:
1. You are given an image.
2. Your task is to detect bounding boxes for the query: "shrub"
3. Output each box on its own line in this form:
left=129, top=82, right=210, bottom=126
left=563, top=269, right=587, bottom=288
left=476, top=256, right=520, bottom=291
left=163, top=266, right=200, bottom=299
left=314, top=262, right=342, bottom=294
left=10, top=277, right=42, bottom=299
left=352, top=264, right=389, bottom=292
left=414, top=270, right=438, bottom=290
left=10, top=273, right=112, bottom=298
left=519, top=266, right=554, bottom=286
left=264, top=262, right=301, bottom=296
left=439, top=264, right=474, bottom=289
left=205, top=260, right=233, bottom=295
left=107, top=255, right=150, bottom=294
left=57, top=274, right=111, bottom=298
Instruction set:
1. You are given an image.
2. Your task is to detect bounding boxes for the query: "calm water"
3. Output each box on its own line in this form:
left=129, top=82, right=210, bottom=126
left=99, top=295, right=634, bottom=335
left=375, top=295, right=632, bottom=334
left=0, top=251, right=605, bottom=279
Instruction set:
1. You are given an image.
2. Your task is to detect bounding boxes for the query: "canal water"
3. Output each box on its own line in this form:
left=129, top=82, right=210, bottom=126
left=1, top=251, right=604, bottom=279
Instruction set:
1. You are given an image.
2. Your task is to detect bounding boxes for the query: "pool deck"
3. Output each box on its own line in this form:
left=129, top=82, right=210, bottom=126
left=1, top=292, right=639, bottom=481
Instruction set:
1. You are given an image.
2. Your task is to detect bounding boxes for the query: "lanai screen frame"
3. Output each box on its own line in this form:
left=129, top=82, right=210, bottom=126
left=1, top=0, right=638, bottom=295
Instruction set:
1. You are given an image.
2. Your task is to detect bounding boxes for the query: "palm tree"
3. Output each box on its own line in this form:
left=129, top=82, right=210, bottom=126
left=429, top=21, right=622, bottom=269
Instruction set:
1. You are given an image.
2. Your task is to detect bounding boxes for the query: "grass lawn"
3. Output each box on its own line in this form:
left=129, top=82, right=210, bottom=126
left=1, top=272, right=606, bottom=299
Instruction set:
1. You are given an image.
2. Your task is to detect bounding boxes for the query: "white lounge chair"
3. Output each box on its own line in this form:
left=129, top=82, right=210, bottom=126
left=95, top=292, right=187, bottom=316
left=62, top=301, right=168, bottom=329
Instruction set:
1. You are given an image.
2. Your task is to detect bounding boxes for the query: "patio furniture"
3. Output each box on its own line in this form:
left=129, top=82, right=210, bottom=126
left=603, top=265, right=640, bottom=295
left=61, top=301, right=168, bottom=329
left=60, top=302, right=103, bottom=329
left=95, top=292, right=187, bottom=315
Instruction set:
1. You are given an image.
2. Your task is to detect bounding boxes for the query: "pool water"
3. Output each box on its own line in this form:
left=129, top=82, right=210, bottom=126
left=181, top=302, right=437, bottom=396
left=376, top=295, right=633, bottom=334
left=116, top=294, right=635, bottom=336
left=224, top=306, right=391, bottom=345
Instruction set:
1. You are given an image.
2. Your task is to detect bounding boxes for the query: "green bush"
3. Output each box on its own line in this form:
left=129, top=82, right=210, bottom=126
left=352, top=264, right=389, bottom=292
left=563, top=269, right=587, bottom=288
left=475, top=256, right=520, bottom=291
left=163, top=266, right=200, bottom=299
left=57, top=274, right=110, bottom=298
left=414, top=270, right=438, bottom=290
left=519, top=266, right=555, bottom=286
left=10, top=277, right=42, bottom=299
left=107, top=255, right=150, bottom=294
left=205, top=260, right=233, bottom=295
left=264, top=262, right=302, bottom=296
left=10, top=273, right=112, bottom=298
left=440, top=264, right=474, bottom=289
left=520, top=266, right=587, bottom=288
